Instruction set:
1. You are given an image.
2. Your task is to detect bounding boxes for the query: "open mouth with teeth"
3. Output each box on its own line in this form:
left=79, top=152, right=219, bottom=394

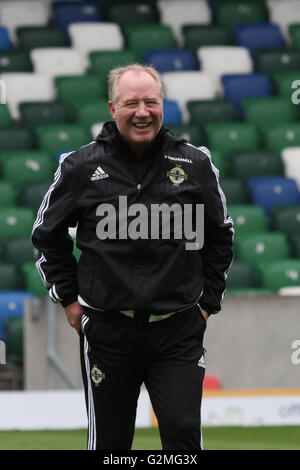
left=133, top=122, right=152, bottom=128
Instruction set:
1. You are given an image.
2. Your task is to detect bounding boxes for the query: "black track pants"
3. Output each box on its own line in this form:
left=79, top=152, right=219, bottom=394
left=79, top=304, right=206, bottom=450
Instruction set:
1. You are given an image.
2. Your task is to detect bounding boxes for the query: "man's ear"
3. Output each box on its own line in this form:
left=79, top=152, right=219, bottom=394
left=108, top=101, right=115, bottom=119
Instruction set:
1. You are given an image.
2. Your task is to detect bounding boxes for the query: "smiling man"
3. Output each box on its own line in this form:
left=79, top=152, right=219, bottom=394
left=32, top=64, right=234, bottom=451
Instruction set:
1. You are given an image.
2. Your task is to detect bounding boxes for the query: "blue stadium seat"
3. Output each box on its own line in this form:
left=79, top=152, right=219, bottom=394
left=248, top=176, right=300, bottom=216
left=0, top=27, right=12, bottom=50
left=0, top=291, right=34, bottom=340
left=144, top=48, right=196, bottom=73
left=52, top=1, right=103, bottom=33
left=163, top=99, right=182, bottom=125
left=234, top=23, right=285, bottom=54
left=221, top=73, right=273, bottom=117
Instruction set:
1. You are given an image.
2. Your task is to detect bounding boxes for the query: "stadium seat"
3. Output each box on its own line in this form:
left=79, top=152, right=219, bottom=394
left=182, top=25, right=234, bottom=52
left=68, top=22, right=124, bottom=56
left=0, top=127, right=34, bottom=152
left=54, top=75, right=107, bottom=108
left=234, top=23, right=285, bottom=54
left=3, top=237, right=36, bottom=269
left=267, top=0, right=300, bottom=40
left=248, top=176, right=300, bottom=215
left=0, top=26, right=12, bottom=50
left=0, top=72, right=55, bottom=120
left=3, top=316, right=23, bottom=365
left=144, top=48, right=196, bottom=73
left=273, top=71, right=300, bottom=98
left=261, top=123, right=300, bottom=153
left=22, top=262, right=48, bottom=298
left=52, top=1, right=103, bottom=33
left=0, top=104, right=13, bottom=128
left=226, top=260, right=262, bottom=292
left=227, top=204, right=268, bottom=236
left=35, top=123, right=91, bottom=157
left=166, top=124, right=205, bottom=147
left=0, top=50, right=32, bottom=72
left=221, top=73, right=273, bottom=117
left=289, top=234, right=300, bottom=258
left=210, top=149, right=230, bottom=178
left=157, top=0, right=212, bottom=46
left=123, top=23, right=177, bottom=61
left=254, top=49, right=300, bottom=75
left=19, top=101, right=69, bottom=129
left=281, top=147, right=300, bottom=189
left=241, top=97, right=296, bottom=128
left=0, top=264, right=20, bottom=291
left=0, top=0, right=50, bottom=41
left=204, top=122, right=259, bottom=156
left=19, top=181, right=51, bottom=213
left=235, top=232, right=290, bottom=267
left=163, top=100, right=182, bottom=125
left=271, top=205, right=300, bottom=238
left=0, top=207, right=35, bottom=244
left=163, top=71, right=217, bottom=122
left=73, top=100, right=111, bottom=131
left=289, top=24, right=300, bottom=51
left=197, top=46, right=253, bottom=93
left=231, top=150, right=284, bottom=181
left=257, top=259, right=300, bottom=292
left=0, top=291, right=33, bottom=339
left=89, top=50, right=140, bottom=78
left=1, top=150, right=54, bottom=188
left=30, top=48, right=87, bottom=77
left=107, top=2, right=159, bottom=26
left=0, top=181, right=17, bottom=208
left=219, top=177, right=250, bottom=204
left=214, top=0, right=267, bottom=29
left=187, top=99, right=237, bottom=126
left=16, top=26, right=67, bottom=51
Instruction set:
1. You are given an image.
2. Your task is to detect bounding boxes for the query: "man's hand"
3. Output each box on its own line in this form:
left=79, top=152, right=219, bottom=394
left=64, top=301, right=84, bottom=335
left=202, top=309, right=208, bottom=321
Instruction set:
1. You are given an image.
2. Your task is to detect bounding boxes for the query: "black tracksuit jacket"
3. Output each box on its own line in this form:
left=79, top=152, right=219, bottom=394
left=31, top=121, right=234, bottom=316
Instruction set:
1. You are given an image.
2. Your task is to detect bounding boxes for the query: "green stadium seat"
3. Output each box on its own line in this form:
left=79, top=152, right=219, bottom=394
left=227, top=204, right=268, bottom=236
left=107, top=2, right=158, bottom=26
left=0, top=127, right=34, bottom=152
left=214, top=0, right=267, bottom=29
left=16, top=26, right=67, bottom=52
left=271, top=205, right=300, bottom=237
left=54, top=75, right=107, bottom=108
left=182, top=24, right=233, bottom=51
left=35, top=124, right=91, bottom=157
left=73, top=100, right=111, bottom=131
left=272, top=70, right=300, bottom=97
left=89, top=49, right=140, bottom=78
left=288, top=24, right=300, bottom=51
left=123, top=23, right=177, bottom=61
left=220, top=177, right=250, bottom=204
left=0, top=50, right=32, bottom=72
left=235, top=232, right=290, bottom=267
left=0, top=207, right=35, bottom=244
left=204, top=122, right=259, bottom=156
left=257, top=259, right=300, bottom=292
left=0, top=263, right=20, bottom=290
left=1, top=151, right=54, bottom=188
left=289, top=234, right=300, bottom=258
left=254, top=49, right=300, bottom=75
left=19, top=181, right=50, bottom=213
left=3, top=316, right=23, bottom=365
left=3, top=237, right=36, bottom=269
left=19, top=101, right=69, bottom=129
left=261, top=122, right=300, bottom=152
left=166, top=124, right=204, bottom=147
left=0, top=104, right=13, bottom=128
left=230, top=150, right=284, bottom=180
left=241, top=97, right=297, bottom=128
left=0, top=182, right=17, bottom=208
left=226, top=260, right=261, bottom=291
left=210, top=149, right=230, bottom=178
left=22, top=261, right=48, bottom=298
left=187, top=99, right=237, bottom=126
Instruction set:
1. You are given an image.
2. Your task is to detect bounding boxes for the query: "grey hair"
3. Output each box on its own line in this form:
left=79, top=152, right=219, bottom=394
left=108, top=63, right=164, bottom=105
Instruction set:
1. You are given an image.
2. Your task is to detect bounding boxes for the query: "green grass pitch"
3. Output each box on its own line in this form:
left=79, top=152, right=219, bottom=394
left=0, top=426, right=299, bottom=450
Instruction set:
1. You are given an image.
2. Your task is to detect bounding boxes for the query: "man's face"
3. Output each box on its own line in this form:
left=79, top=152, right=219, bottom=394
left=109, top=70, right=163, bottom=155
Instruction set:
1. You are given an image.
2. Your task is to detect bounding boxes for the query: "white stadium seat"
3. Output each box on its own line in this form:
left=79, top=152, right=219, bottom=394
left=197, top=46, right=253, bottom=93
left=0, top=72, right=55, bottom=120
left=281, top=147, right=300, bottom=189
left=162, top=71, right=218, bottom=122
left=68, top=22, right=124, bottom=56
left=30, top=47, right=88, bottom=77
left=157, top=0, right=211, bottom=46
left=267, top=0, right=300, bottom=40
